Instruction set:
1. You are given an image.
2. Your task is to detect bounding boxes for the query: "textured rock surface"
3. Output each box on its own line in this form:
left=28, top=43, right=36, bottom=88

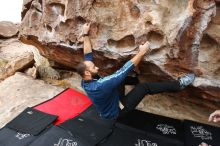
left=0, top=21, right=18, bottom=38
left=24, top=66, right=37, bottom=78
left=0, top=38, right=34, bottom=61
left=139, top=93, right=220, bottom=127
left=0, top=39, right=36, bottom=79
left=0, top=52, right=34, bottom=80
left=194, top=4, right=220, bottom=101
left=0, top=72, right=64, bottom=128
left=0, top=38, right=62, bottom=79
left=19, top=0, right=220, bottom=101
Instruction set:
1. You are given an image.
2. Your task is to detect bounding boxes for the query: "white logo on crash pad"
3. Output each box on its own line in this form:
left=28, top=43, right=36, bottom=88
left=156, top=124, right=176, bottom=135
left=190, top=126, right=212, bottom=140
left=54, top=138, right=77, bottom=146
left=15, top=132, right=30, bottom=140
left=135, top=139, right=158, bottom=146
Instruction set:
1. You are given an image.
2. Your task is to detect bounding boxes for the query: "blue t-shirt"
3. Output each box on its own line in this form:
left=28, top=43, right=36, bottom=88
left=82, top=53, right=134, bottom=119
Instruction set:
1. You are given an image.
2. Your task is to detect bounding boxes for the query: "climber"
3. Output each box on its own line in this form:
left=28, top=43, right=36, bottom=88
left=76, top=23, right=195, bottom=120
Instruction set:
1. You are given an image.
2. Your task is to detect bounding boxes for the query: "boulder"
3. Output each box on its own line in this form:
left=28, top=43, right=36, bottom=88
left=0, top=38, right=34, bottom=61
left=0, top=52, right=34, bottom=80
left=0, top=38, right=59, bottom=79
left=19, top=0, right=220, bottom=101
left=0, top=21, right=18, bottom=38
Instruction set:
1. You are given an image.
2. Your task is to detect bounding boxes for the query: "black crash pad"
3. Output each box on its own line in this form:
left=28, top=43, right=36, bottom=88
left=79, top=105, right=115, bottom=128
left=29, top=126, right=89, bottom=146
left=0, top=127, right=37, bottom=146
left=99, top=123, right=182, bottom=146
left=60, top=114, right=113, bottom=146
left=184, top=120, right=220, bottom=146
left=6, top=107, right=57, bottom=135
left=117, top=109, right=184, bottom=145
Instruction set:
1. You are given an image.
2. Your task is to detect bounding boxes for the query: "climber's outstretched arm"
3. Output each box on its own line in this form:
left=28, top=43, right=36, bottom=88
left=82, top=23, right=92, bottom=55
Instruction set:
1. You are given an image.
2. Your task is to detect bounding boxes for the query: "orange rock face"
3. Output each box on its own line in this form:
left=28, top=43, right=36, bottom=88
left=19, top=0, right=220, bottom=101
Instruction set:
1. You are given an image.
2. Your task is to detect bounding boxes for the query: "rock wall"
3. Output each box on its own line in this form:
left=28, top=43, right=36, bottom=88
left=19, top=0, right=220, bottom=101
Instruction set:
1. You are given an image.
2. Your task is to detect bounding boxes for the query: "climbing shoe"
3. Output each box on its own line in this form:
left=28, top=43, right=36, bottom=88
left=178, top=73, right=195, bottom=89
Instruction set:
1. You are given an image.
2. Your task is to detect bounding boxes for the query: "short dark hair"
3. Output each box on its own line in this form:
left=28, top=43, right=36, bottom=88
left=76, top=61, right=87, bottom=77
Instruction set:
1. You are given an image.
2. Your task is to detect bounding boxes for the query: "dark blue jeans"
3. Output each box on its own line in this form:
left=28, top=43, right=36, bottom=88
left=119, top=77, right=181, bottom=117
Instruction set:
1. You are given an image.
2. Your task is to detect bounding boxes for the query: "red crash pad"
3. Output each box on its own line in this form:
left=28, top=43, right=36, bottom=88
left=34, top=88, right=92, bottom=125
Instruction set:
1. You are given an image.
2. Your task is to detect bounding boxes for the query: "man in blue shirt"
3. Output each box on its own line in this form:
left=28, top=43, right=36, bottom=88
left=77, top=23, right=195, bottom=120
